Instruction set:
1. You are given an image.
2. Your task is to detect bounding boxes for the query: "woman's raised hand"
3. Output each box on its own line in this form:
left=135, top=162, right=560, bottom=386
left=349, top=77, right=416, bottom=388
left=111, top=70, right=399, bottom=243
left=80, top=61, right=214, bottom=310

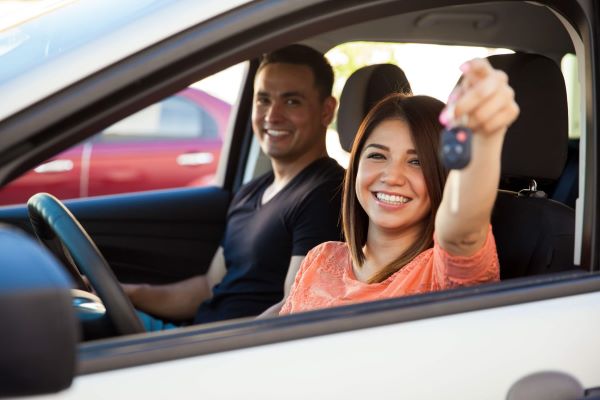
left=443, top=58, right=520, bottom=139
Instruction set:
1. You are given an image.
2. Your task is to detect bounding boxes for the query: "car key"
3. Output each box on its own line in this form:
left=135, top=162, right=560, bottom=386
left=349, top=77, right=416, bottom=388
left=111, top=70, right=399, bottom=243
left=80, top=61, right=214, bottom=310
left=440, top=125, right=472, bottom=169
left=439, top=101, right=472, bottom=214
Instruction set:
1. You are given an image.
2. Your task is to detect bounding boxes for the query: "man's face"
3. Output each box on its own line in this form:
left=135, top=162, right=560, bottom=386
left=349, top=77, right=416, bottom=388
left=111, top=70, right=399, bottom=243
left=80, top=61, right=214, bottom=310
left=252, top=63, right=335, bottom=164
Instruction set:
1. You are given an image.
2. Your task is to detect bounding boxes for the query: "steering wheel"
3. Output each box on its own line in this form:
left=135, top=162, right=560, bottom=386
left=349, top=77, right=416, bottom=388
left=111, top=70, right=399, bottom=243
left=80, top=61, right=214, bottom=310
left=27, top=193, right=144, bottom=335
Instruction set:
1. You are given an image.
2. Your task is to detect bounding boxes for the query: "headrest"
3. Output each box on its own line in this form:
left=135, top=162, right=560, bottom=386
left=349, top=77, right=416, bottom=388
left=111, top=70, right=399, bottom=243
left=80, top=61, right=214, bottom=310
left=337, top=63, right=412, bottom=152
left=487, top=53, right=568, bottom=182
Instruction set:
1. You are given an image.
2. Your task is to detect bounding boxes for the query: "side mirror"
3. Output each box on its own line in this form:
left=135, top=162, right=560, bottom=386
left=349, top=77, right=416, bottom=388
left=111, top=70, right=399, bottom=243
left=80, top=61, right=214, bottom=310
left=0, top=225, right=79, bottom=397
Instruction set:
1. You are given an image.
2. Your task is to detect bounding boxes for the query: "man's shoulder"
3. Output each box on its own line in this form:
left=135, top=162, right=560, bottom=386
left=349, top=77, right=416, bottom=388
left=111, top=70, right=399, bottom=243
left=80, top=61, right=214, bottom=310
left=235, top=172, right=273, bottom=198
left=305, top=157, right=344, bottom=181
left=295, top=157, right=344, bottom=192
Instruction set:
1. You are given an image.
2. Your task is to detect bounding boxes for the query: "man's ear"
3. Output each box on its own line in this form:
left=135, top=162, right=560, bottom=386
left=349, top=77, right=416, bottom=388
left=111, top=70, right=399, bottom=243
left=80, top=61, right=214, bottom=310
left=321, top=96, right=337, bottom=127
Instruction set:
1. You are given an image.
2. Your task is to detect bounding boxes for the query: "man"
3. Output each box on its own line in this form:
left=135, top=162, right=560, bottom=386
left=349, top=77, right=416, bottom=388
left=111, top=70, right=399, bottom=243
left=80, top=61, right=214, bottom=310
left=124, top=44, right=344, bottom=329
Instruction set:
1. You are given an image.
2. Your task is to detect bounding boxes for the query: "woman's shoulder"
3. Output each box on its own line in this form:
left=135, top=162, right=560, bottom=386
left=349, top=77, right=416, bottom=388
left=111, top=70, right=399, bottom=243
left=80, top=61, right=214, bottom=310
left=307, top=241, right=348, bottom=258
left=303, top=241, right=349, bottom=269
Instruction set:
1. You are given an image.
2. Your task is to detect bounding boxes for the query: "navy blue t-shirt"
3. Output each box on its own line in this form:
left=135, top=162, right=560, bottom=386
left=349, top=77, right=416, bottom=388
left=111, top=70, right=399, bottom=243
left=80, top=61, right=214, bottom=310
left=194, top=157, right=344, bottom=324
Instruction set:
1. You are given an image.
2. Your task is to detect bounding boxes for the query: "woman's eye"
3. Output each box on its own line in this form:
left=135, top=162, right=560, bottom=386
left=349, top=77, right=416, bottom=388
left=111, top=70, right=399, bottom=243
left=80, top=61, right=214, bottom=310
left=366, top=152, right=385, bottom=160
left=409, top=158, right=421, bottom=166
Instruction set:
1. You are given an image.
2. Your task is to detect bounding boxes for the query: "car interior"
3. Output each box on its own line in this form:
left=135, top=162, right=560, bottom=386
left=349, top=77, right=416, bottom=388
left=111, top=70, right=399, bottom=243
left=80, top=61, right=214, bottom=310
left=0, top=0, right=589, bottom=345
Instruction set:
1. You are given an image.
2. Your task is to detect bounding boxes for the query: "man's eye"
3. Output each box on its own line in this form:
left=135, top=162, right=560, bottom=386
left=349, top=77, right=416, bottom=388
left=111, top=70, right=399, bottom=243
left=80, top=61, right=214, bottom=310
left=256, top=97, right=270, bottom=105
left=286, top=98, right=301, bottom=106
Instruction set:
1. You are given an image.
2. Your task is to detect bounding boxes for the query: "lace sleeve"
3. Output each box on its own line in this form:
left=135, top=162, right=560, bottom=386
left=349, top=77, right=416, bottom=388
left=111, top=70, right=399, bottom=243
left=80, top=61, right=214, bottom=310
left=432, top=225, right=500, bottom=289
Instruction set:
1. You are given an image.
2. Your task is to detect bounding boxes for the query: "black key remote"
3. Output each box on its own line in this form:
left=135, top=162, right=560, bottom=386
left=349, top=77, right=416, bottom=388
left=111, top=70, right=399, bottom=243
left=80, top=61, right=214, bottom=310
left=440, top=126, right=472, bottom=169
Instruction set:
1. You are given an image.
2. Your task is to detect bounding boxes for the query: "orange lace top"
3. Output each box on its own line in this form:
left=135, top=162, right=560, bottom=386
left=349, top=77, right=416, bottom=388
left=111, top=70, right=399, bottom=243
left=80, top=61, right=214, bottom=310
left=280, top=227, right=499, bottom=315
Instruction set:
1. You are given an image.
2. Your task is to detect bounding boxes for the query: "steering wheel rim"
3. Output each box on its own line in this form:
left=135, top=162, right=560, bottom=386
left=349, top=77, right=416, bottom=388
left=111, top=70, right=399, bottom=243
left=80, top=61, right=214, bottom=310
left=27, top=193, right=144, bottom=335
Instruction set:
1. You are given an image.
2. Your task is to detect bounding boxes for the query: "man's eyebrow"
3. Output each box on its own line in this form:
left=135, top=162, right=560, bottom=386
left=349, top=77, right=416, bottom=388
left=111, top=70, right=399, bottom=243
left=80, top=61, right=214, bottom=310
left=281, top=91, right=305, bottom=98
left=255, top=91, right=306, bottom=98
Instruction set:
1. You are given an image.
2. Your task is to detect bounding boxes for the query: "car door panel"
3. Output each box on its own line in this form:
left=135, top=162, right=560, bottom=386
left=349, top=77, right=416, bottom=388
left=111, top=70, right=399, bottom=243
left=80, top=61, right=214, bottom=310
left=64, top=277, right=600, bottom=399
left=0, top=186, right=231, bottom=284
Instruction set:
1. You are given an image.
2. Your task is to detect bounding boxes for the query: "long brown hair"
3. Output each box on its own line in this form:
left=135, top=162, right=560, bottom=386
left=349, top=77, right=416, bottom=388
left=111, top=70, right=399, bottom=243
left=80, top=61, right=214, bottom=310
left=342, top=93, right=448, bottom=283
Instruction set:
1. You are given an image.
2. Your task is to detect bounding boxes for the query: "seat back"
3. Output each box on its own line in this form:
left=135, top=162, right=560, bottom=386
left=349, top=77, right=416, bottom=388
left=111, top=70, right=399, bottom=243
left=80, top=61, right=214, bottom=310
left=487, top=53, right=576, bottom=279
left=337, top=63, right=412, bottom=152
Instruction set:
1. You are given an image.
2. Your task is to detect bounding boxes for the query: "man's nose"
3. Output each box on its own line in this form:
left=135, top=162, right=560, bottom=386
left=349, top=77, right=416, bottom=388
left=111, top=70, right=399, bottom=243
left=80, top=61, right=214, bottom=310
left=265, top=101, right=284, bottom=122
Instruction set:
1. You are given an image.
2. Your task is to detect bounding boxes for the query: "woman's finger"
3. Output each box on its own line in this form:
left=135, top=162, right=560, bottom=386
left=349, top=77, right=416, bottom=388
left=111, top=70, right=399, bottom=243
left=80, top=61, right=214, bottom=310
left=457, top=58, right=496, bottom=89
left=455, top=69, right=509, bottom=120
left=463, top=85, right=517, bottom=134
left=469, top=98, right=519, bottom=135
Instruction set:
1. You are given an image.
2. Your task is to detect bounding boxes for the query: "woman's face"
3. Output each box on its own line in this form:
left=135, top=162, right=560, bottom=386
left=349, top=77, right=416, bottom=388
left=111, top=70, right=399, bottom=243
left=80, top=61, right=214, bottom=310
left=355, top=118, right=431, bottom=236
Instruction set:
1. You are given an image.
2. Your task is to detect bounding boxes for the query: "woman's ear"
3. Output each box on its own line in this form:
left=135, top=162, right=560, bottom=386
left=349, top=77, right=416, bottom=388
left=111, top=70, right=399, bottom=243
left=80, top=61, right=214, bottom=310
left=321, top=96, right=337, bottom=127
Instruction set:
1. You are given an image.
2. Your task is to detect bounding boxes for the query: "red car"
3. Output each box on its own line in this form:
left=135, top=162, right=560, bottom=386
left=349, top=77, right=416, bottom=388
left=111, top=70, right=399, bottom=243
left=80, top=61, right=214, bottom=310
left=0, top=88, right=230, bottom=206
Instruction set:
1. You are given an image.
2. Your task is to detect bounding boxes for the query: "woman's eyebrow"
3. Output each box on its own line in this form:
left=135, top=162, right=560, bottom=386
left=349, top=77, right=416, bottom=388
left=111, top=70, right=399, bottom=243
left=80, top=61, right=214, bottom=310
left=363, top=144, right=417, bottom=155
left=364, top=143, right=389, bottom=151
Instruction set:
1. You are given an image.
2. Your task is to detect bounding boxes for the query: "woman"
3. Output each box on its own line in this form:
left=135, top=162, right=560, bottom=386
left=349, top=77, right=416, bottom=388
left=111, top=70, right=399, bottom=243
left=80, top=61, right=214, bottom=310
left=278, top=58, right=519, bottom=314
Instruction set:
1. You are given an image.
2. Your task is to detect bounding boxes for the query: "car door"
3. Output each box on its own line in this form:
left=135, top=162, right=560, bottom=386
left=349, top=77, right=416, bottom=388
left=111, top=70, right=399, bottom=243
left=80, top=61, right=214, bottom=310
left=0, top=144, right=84, bottom=206
left=86, top=88, right=230, bottom=197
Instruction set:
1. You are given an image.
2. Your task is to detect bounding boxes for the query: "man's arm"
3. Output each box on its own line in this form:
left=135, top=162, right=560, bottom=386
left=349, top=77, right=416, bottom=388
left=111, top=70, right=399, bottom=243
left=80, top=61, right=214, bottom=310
left=284, top=255, right=305, bottom=297
left=122, top=247, right=227, bottom=321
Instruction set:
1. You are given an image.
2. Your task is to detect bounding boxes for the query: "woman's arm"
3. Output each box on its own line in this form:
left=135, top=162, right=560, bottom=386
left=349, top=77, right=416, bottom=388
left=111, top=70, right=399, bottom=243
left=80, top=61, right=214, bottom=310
left=435, top=58, right=519, bottom=256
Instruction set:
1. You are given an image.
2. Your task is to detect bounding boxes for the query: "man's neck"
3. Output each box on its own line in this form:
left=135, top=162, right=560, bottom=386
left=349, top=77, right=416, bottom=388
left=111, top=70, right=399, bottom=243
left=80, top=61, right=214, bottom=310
left=272, top=149, right=327, bottom=183
left=262, top=148, right=328, bottom=204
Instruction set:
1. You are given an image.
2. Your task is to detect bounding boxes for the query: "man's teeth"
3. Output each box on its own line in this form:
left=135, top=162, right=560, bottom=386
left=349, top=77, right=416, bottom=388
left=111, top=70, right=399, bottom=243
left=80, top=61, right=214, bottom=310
left=266, top=129, right=289, bottom=137
left=376, top=192, right=410, bottom=205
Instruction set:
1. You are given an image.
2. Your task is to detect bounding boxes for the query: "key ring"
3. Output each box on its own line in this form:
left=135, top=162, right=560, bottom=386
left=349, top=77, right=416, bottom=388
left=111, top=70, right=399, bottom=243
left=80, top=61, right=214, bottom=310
left=445, top=101, right=469, bottom=129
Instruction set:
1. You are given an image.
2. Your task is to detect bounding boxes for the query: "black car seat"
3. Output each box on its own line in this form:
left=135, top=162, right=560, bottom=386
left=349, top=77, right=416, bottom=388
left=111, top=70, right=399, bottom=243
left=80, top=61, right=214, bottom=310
left=550, top=137, right=579, bottom=208
left=337, top=63, right=412, bottom=152
left=487, top=53, right=576, bottom=279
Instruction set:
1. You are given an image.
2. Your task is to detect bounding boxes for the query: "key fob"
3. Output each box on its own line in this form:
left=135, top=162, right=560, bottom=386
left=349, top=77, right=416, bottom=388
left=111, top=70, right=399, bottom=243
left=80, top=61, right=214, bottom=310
left=440, top=126, right=472, bottom=169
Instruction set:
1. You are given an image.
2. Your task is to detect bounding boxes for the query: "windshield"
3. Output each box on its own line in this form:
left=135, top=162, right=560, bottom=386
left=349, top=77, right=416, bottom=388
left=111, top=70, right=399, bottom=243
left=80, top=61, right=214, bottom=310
left=0, top=0, right=179, bottom=86
left=0, top=0, right=249, bottom=122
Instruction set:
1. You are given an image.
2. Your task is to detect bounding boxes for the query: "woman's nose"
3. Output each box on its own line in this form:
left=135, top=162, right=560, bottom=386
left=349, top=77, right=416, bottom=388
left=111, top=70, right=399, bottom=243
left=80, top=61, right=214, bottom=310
left=380, top=164, right=407, bottom=186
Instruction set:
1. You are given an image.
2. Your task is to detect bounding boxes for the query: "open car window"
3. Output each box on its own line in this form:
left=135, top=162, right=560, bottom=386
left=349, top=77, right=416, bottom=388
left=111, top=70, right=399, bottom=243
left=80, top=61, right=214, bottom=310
left=0, top=63, right=246, bottom=205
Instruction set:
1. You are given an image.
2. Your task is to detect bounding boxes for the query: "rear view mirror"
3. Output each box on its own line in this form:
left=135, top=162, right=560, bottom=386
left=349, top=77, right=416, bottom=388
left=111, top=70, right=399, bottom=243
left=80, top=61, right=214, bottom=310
left=0, top=225, right=79, bottom=397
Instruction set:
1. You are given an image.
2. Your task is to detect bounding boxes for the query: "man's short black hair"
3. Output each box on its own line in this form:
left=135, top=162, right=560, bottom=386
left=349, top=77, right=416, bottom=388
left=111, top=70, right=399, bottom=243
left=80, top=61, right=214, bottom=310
left=258, top=44, right=334, bottom=99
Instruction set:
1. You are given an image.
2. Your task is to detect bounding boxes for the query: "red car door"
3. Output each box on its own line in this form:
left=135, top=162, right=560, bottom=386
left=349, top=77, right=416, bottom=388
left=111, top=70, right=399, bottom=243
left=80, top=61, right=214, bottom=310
left=0, top=145, right=84, bottom=206
left=84, top=88, right=230, bottom=197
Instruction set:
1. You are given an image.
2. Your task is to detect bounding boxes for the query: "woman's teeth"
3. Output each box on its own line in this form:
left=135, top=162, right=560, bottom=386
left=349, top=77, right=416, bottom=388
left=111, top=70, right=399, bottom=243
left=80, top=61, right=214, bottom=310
left=376, top=192, right=410, bottom=205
